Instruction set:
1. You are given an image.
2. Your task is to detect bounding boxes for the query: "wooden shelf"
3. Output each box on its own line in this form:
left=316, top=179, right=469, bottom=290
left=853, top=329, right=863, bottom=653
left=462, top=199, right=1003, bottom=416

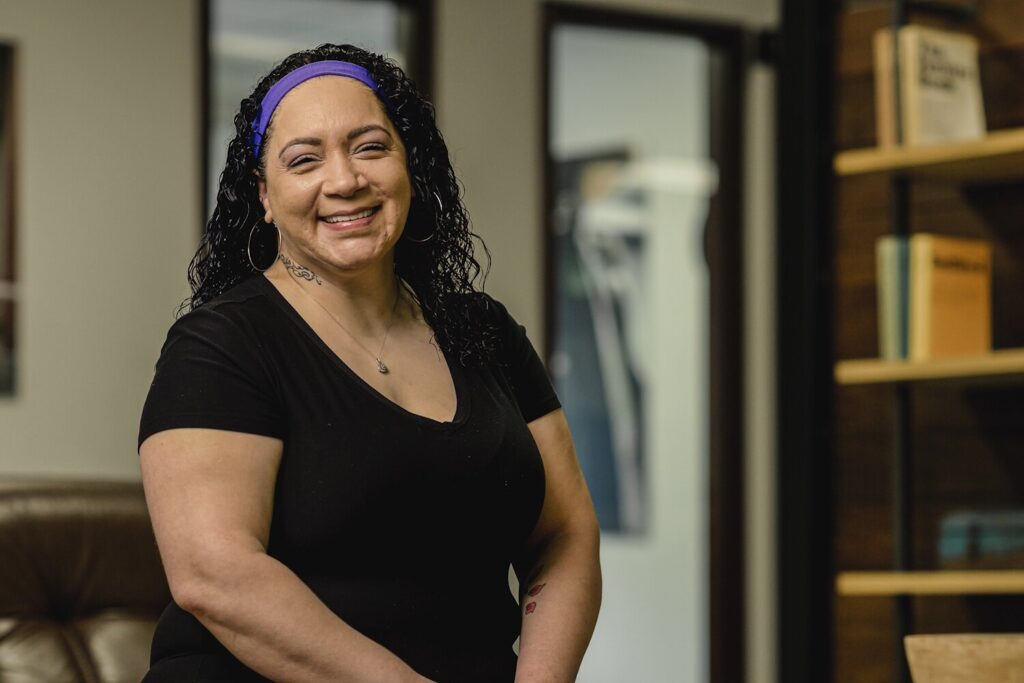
left=835, top=348, right=1024, bottom=385
left=837, top=571, right=1024, bottom=596
left=834, top=128, right=1024, bottom=182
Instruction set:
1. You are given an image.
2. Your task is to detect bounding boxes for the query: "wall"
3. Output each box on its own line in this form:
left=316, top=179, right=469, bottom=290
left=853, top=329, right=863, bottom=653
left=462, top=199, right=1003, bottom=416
left=0, top=0, right=200, bottom=479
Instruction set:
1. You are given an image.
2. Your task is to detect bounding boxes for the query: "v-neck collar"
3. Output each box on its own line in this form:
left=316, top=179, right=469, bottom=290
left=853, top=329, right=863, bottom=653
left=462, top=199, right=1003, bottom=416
left=255, top=273, right=471, bottom=432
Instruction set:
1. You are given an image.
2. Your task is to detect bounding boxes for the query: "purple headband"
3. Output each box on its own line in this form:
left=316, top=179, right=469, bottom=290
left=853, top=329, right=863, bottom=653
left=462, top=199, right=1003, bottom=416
left=250, top=60, right=380, bottom=158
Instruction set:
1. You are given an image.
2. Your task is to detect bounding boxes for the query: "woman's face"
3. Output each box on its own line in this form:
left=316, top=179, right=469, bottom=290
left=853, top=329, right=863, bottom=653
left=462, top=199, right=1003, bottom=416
left=257, top=75, right=412, bottom=276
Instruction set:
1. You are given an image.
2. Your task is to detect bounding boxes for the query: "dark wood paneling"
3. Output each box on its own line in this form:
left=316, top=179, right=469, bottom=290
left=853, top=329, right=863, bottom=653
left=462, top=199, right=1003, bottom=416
left=836, top=595, right=1024, bottom=683
left=835, top=597, right=895, bottom=683
left=777, top=0, right=837, bottom=681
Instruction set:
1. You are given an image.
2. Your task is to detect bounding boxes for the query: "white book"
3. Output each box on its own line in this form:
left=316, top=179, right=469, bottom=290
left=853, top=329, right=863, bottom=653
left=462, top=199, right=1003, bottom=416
left=899, top=25, right=986, bottom=146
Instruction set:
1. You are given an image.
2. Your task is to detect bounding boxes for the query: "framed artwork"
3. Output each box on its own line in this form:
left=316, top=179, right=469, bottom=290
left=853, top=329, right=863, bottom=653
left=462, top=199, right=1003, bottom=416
left=550, top=149, right=646, bottom=534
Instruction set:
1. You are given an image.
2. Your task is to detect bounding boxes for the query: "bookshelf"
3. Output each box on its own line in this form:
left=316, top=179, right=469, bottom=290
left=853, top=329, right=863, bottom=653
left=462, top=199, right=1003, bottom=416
left=837, top=571, right=1024, bottom=596
left=829, top=3, right=1024, bottom=682
left=835, top=348, right=1024, bottom=384
left=834, top=127, right=1024, bottom=181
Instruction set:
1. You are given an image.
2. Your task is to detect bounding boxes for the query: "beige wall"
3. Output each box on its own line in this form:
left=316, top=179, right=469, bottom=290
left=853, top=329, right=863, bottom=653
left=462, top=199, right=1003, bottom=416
left=0, top=0, right=200, bottom=479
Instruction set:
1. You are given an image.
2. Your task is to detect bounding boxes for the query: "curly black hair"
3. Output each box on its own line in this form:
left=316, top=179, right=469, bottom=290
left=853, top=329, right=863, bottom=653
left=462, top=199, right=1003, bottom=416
left=184, top=43, right=500, bottom=367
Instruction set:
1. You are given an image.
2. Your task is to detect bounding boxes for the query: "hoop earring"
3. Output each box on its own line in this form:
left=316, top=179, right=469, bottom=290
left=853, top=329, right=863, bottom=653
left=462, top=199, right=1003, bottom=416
left=404, top=192, right=441, bottom=243
left=247, top=221, right=281, bottom=272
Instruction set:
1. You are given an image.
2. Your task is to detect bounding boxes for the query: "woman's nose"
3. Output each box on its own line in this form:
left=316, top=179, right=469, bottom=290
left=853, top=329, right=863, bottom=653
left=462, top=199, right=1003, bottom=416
left=322, top=154, right=366, bottom=196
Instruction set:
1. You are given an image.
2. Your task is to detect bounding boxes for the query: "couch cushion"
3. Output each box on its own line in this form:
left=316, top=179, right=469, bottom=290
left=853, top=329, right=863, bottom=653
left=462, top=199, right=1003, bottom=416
left=0, top=479, right=171, bottom=682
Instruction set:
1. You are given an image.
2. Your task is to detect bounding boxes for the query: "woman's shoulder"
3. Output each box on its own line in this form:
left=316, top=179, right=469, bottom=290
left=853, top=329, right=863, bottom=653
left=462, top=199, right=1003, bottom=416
left=140, top=277, right=286, bottom=451
left=149, top=277, right=282, bottom=392
left=168, top=276, right=277, bottom=338
left=187, top=275, right=272, bottom=317
left=455, top=291, right=534, bottom=362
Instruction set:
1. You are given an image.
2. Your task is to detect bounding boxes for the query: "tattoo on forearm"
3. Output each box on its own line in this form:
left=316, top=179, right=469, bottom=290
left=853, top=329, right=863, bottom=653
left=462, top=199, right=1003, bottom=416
left=523, top=582, right=546, bottom=616
left=279, top=254, right=323, bottom=284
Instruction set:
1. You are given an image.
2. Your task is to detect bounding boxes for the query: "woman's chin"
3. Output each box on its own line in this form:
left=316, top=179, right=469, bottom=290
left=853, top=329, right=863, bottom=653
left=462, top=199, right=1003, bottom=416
left=313, top=246, right=390, bottom=274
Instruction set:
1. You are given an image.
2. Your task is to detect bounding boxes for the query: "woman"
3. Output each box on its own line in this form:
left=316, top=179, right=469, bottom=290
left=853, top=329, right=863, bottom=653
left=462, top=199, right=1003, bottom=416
left=138, top=43, right=601, bottom=682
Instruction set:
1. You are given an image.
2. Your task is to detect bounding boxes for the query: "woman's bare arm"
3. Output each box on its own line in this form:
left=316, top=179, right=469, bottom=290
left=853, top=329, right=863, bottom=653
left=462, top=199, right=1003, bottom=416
left=513, top=409, right=602, bottom=682
left=140, top=427, right=433, bottom=683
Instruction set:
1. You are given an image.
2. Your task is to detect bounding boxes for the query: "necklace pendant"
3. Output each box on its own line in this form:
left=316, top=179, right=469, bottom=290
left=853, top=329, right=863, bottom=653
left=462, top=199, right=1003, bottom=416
left=376, top=359, right=389, bottom=374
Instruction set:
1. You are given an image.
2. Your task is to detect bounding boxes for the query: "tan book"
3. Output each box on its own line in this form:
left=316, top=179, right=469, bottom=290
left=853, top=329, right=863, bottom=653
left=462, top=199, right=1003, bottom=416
left=874, top=28, right=897, bottom=148
left=873, top=25, right=986, bottom=147
left=909, top=234, right=991, bottom=360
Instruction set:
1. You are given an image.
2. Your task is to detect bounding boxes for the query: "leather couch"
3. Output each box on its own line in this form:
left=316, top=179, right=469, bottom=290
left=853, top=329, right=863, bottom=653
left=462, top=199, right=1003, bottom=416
left=0, top=479, right=170, bottom=682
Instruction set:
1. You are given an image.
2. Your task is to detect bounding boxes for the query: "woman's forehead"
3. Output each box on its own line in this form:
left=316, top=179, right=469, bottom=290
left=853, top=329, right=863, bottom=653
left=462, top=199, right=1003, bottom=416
left=269, top=76, right=390, bottom=138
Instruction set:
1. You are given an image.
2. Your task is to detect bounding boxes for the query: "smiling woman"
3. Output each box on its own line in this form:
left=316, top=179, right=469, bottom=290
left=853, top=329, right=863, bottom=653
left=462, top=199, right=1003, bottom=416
left=137, top=44, right=601, bottom=683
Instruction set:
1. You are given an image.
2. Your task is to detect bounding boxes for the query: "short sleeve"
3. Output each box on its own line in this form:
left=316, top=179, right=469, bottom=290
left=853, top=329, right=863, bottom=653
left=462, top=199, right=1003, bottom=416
left=485, top=294, right=562, bottom=423
left=137, top=306, right=286, bottom=451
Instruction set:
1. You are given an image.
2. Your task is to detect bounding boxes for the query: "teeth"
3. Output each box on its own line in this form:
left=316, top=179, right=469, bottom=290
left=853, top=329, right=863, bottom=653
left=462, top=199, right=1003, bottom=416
left=324, top=207, right=376, bottom=223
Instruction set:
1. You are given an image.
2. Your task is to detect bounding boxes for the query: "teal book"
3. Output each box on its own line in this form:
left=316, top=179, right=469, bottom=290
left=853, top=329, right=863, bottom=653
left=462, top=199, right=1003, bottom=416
left=876, top=235, right=909, bottom=359
left=940, top=510, right=1024, bottom=569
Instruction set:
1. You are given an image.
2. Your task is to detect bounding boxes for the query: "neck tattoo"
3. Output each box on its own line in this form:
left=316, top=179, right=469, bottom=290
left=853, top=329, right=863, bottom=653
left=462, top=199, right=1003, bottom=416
left=278, top=254, right=401, bottom=375
left=279, top=253, right=323, bottom=285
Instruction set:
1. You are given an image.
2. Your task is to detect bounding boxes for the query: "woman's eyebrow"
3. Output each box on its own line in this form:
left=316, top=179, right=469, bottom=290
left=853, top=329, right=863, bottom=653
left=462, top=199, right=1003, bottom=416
left=346, top=123, right=392, bottom=140
left=278, top=125, right=392, bottom=159
left=278, top=137, right=321, bottom=159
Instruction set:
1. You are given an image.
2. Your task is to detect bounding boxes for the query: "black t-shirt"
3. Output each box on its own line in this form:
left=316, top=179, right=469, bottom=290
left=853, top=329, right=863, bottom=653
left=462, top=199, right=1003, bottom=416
left=137, top=274, right=561, bottom=683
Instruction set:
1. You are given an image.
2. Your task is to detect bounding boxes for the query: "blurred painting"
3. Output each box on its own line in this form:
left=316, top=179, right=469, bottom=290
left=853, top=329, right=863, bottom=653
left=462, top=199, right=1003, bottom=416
left=551, top=151, right=647, bottom=533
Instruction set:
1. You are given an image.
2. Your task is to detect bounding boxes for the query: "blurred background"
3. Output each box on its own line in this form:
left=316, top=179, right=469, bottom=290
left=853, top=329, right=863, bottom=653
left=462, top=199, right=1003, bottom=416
left=13, top=2, right=1022, bottom=683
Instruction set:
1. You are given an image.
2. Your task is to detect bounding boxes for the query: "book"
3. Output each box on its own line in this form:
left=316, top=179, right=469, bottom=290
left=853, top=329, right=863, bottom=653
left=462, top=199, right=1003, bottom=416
left=909, top=234, right=991, bottom=360
left=876, top=235, right=909, bottom=359
left=940, top=510, right=1024, bottom=570
left=874, top=28, right=898, bottom=148
left=873, top=25, right=986, bottom=147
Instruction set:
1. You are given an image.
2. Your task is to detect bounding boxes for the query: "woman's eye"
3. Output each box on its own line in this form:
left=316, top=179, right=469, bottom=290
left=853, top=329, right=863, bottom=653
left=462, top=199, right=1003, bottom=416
left=288, top=156, right=315, bottom=168
left=358, top=143, right=388, bottom=154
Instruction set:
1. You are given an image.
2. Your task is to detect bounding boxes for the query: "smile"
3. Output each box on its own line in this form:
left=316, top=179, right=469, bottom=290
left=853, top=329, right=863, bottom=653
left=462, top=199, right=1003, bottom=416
left=322, top=206, right=380, bottom=224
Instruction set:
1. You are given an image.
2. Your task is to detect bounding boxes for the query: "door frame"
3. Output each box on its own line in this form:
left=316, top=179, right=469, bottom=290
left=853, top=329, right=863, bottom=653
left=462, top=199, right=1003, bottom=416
left=775, top=0, right=837, bottom=682
left=541, top=6, right=748, bottom=681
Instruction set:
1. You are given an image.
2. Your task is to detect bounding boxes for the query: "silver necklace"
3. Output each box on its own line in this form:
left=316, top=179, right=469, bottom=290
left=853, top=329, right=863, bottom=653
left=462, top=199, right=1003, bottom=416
left=285, top=267, right=401, bottom=374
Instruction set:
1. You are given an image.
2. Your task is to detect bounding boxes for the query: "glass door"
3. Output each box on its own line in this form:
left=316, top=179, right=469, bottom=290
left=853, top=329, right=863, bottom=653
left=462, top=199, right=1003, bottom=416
left=544, top=9, right=744, bottom=682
